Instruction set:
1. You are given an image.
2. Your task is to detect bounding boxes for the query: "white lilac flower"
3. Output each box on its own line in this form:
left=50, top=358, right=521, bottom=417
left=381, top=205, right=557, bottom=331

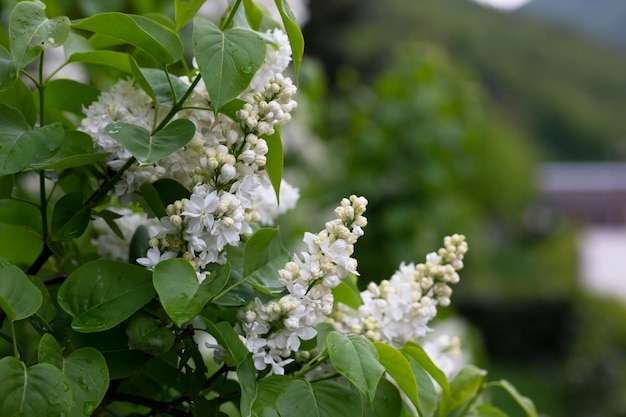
left=333, top=234, right=468, bottom=347
left=136, top=247, right=177, bottom=270
left=236, top=196, right=368, bottom=375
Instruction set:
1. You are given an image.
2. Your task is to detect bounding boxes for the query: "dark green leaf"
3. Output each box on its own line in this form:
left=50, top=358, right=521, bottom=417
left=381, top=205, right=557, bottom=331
left=152, top=178, right=191, bottom=206
left=0, top=45, right=16, bottom=91
left=51, top=191, right=91, bottom=241
left=276, top=379, right=363, bottom=417
left=175, top=0, right=207, bottom=32
left=265, top=127, right=283, bottom=203
left=212, top=268, right=255, bottom=306
left=153, top=258, right=212, bottom=327
left=0, top=77, right=35, bottom=125
left=129, top=225, right=151, bottom=265
left=126, top=311, right=175, bottom=356
left=0, top=175, right=14, bottom=199
left=252, top=375, right=292, bottom=417
left=38, top=333, right=64, bottom=370
left=57, top=259, right=155, bottom=332
left=243, top=228, right=289, bottom=294
left=327, top=332, right=384, bottom=407
left=0, top=104, right=64, bottom=175
left=42, top=79, right=100, bottom=116
left=409, top=356, right=437, bottom=417
left=64, top=348, right=109, bottom=417
left=485, top=380, right=537, bottom=417
left=0, top=256, right=42, bottom=321
left=0, top=357, right=72, bottom=417
left=9, top=1, right=70, bottom=70
left=474, top=404, right=509, bottom=417
left=140, top=181, right=168, bottom=218
left=364, top=377, right=403, bottom=417
left=273, top=0, right=304, bottom=80
left=193, top=17, right=266, bottom=112
left=72, top=13, right=183, bottom=65
left=374, top=342, right=421, bottom=415
left=130, top=62, right=190, bottom=106
left=93, top=209, right=124, bottom=240
left=29, top=276, right=56, bottom=323
left=220, top=98, right=247, bottom=120
left=105, top=119, right=195, bottom=165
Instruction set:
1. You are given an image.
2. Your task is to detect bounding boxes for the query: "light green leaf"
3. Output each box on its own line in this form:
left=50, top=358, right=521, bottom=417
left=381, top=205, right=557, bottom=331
left=265, top=127, right=283, bottom=203
left=332, top=274, right=362, bottom=309
left=485, top=380, right=537, bottom=417
left=193, top=17, right=266, bottom=112
left=153, top=258, right=214, bottom=327
left=243, top=0, right=281, bottom=32
left=0, top=357, right=72, bottom=417
left=273, top=0, right=304, bottom=80
left=130, top=61, right=190, bottom=106
left=374, top=342, right=421, bottom=415
left=105, top=119, right=195, bottom=165
left=57, top=259, right=155, bottom=332
left=72, top=13, right=183, bottom=65
left=38, top=333, right=64, bottom=370
left=0, top=256, right=42, bottom=321
left=51, top=191, right=91, bottom=241
left=9, top=1, right=70, bottom=70
left=276, top=379, right=363, bottom=417
left=126, top=311, right=175, bottom=356
left=327, top=332, right=384, bottom=407
left=243, top=228, right=290, bottom=294
left=474, top=404, right=509, bottom=417
left=408, top=356, right=437, bottom=417
left=68, top=50, right=133, bottom=73
left=0, top=104, right=64, bottom=176
left=64, top=348, right=109, bottom=417
left=441, top=365, right=487, bottom=416
left=175, top=0, right=207, bottom=32
left=40, top=78, right=100, bottom=117
left=402, top=342, right=451, bottom=401
left=0, top=45, right=16, bottom=91
left=252, top=375, right=292, bottom=417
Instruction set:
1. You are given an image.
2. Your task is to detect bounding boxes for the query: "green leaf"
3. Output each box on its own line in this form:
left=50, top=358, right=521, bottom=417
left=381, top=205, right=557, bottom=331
left=203, top=320, right=257, bottom=417
left=38, top=333, right=64, bottom=370
left=0, top=45, right=16, bottom=91
left=0, top=256, right=42, bottom=321
left=130, top=62, right=191, bottom=106
left=105, top=119, right=195, bottom=165
left=364, top=377, right=403, bottom=417
left=243, top=0, right=281, bottom=32
left=402, top=342, right=451, bottom=400
left=152, top=178, right=191, bottom=206
left=408, top=356, right=437, bottom=417
left=153, top=258, right=212, bottom=327
left=126, top=311, right=175, bottom=356
left=0, top=357, right=72, bottom=417
left=29, top=276, right=56, bottom=323
left=374, top=342, right=421, bottom=416
left=265, top=127, right=283, bottom=203
left=0, top=104, right=64, bottom=175
left=51, top=191, right=91, bottom=241
left=175, top=0, right=207, bottom=32
left=140, top=181, right=168, bottom=218
left=41, top=78, right=100, bottom=116
left=442, top=365, right=487, bottom=416
left=67, top=50, right=133, bottom=73
left=63, top=348, right=109, bottom=417
left=332, top=274, right=362, bottom=309
left=129, top=225, right=151, bottom=265
left=193, top=17, right=266, bottom=112
left=273, top=0, right=304, bottom=80
left=0, top=174, right=14, bottom=199
left=243, top=228, right=290, bottom=294
left=474, top=404, right=509, bottom=417
left=9, top=1, right=70, bottom=71
left=252, top=375, right=292, bottom=417
left=219, top=98, right=247, bottom=120
left=276, top=379, right=363, bottom=417
left=72, top=13, right=183, bottom=65
left=0, top=77, right=35, bottom=125
left=57, top=259, right=155, bottom=332
left=327, top=332, right=384, bottom=407
left=486, top=380, right=537, bottom=417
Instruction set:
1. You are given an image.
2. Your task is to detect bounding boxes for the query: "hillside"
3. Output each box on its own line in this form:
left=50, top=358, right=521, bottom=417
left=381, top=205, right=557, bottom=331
left=304, top=0, right=626, bottom=160
left=521, top=0, right=626, bottom=50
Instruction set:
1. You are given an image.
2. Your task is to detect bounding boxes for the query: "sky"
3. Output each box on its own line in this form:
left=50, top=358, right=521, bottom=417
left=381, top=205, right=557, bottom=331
left=472, top=0, right=533, bottom=10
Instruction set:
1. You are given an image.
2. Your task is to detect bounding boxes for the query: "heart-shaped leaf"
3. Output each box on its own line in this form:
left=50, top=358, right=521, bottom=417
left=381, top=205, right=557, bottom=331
left=193, top=17, right=266, bottom=112
left=9, top=1, right=70, bottom=71
left=57, top=259, right=155, bottom=332
left=0, top=256, right=42, bottom=321
left=0, top=357, right=72, bottom=417
left=327, top=332, right=384, bottom=407
left=276, top=379, right=363, bottom=417
left=72, top=13, right=183, bottom=65
left=105, top=119, right=195, bottom=165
